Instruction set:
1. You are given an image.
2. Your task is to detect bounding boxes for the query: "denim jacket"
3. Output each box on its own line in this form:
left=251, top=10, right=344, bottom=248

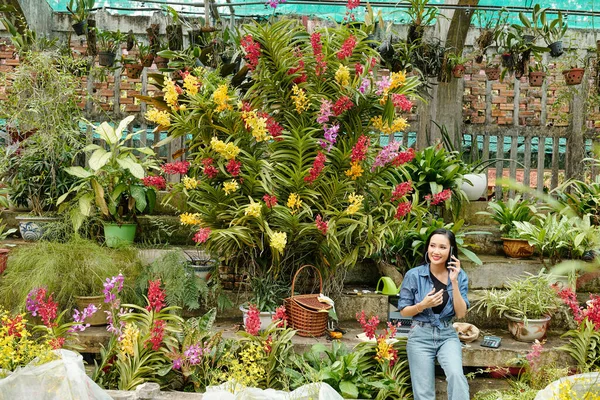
left=398, top=264, right=470, bottom=328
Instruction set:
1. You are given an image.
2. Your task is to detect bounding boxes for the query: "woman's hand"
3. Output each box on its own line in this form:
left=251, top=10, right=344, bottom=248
left=420, top=287, right=444, bottom=309
left=448, top=255, right=461, bottom=283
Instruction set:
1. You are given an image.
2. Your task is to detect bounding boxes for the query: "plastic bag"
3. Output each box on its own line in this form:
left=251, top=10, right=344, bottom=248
left=0, top=349, right=112, bottom=400
left=535, top=372, right=600, bottom=400
left=203, top=381, right=343, bottom=400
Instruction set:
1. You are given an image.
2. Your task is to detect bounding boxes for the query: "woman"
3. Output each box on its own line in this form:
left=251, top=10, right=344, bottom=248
left=398, top=228, right=470, bottom=400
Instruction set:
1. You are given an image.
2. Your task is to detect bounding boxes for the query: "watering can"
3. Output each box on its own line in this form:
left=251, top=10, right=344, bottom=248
left=376, top=277, right=401, bottom=296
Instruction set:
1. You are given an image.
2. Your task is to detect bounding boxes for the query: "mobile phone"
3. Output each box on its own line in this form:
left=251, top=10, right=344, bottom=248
left=447, top=246, right=455, bottom=268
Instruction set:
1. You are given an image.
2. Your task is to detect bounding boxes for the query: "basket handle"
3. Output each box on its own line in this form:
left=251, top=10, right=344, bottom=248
left=290, top=264, right=323, bottom=300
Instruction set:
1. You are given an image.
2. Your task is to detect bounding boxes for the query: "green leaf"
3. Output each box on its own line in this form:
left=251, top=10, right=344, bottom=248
left=116, top=157, right=145, bottom=179
left=339, top=380, right=359, bottom=399
left=130, top=185, right=147, bottom=213
left=96, top=121, right=118, bottom=145
left=64, top=166, right=92, bottom=178
left=88, top=148, right=111, bottom=171
left=79, top=192, right=94, bottom=216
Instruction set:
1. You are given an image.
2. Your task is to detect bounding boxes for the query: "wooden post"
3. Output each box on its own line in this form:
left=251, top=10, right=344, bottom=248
left=566, top=54, right=591, bottom=181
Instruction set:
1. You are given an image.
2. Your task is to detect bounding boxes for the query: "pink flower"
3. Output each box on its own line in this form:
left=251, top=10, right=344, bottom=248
left=315, top=214, right=328, bottom=235
left=146, top=279, right=166, bottom=313
left=356, top=310, right=379, bottom=340
left=272, top=305, right=287, bottom=328
left=161, top=161, right=190, bottom=175
left=263, top=194, right=278, bottom=208
left=245, top=304, right=261, bottom=335
left=392, top=148, right=416, bottom=166
left=26, top=288, right=58, bottom=328
left=392, top=94, right=413, bottom=112
left=193, top=227, right=211, bottom=244
left=394, top=202, right=412, bottom=220
left=142, top=176, right=166, bottom=190
left=266, top=0, right=286, bottom=8
left=317, top=100, right=333, bottom=124
left=391, top=181, right=413, bottom=202
left=347, top=0, right=360, bottom=10
left=372, top=141, right=401, bottom=171
left=430, top=189, right=452, bottom=205
left=355, top=62, right=364, bottom=75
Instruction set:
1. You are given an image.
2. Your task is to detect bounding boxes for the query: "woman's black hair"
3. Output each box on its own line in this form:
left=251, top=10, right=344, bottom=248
left=422, top=228, right=458, bottom=266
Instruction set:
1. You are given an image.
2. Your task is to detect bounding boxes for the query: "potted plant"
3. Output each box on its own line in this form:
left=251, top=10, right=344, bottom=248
left=0, top=238, right=142, bottom=325
left=164, top=5, right=183, bottom=51
left=0, top=52, right=86, bottom=241
left=561, top=53, right=586, bottom=86
left=0, top=218, right=17, bottom=274
left=477, top=195, right=539, bottom=258
left=121, top=49, right=144, bottom=80
left=66, top=0, right=95, bottom=36
left=240, top=275, right=289, bottom=331
left=137, top=43, right=154, bottom=68
left=528, top=56, right=548, bottom=87
left=154, top=42, right=171, bottom=69
left=539, top=9, right=568, bottom=57
left=447, top=52, right=469, bottom=78
left=485, top=59, right=501, bottom=81
left=474, top=270, right=563, bottom=342
left=96, top=29, right=122, bottom=67
left=58, top=115, right=159, bottom=248
left=473, top=9, right=508, bottom=64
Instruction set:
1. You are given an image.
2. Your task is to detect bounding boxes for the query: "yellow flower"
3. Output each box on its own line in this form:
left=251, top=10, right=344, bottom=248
left=335, top=65, right=350, bottom=86
left=346, top=192, right=364, bottom=215
left=345, top=161, right=363, bottom=180
left=180, top=212, right=202, bottom=226
left=375, top=339, right=394, bottom=363
left=241, top=110, right=269, bottom=142
left=270, top=231, right=287, bottom=253
left=286, top=193, right=302, bottom=215
left=291, top=84, right=309, bottom=114
left=145, top=108, right=171, bottom=127
left=119, top=323, right=139, bottom=357
left=163, top=74, right=179, bottom=110
left=211, top=137, right=241, bottom=160
left=244, top=202, right=262, bottom=218
left=223, top=180, right=239, bottom=195
left=182, top=176, right=199, bottom=190
left=389, top=71, right=406, bottom=90
left=371, top=115, right=408, bottom=135
left=183, top=73, right=201, bottom=96
left=214, top=84, right=233, bottom=112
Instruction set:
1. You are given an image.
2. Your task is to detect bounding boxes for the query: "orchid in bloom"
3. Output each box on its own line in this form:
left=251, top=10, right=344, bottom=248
left=266, top=0, right=286, bottom=9
left=272, top=305, right=288, bottom=328
left=395, top=202, right=412, bottom=220
left=315, top=215, right=328, bottom=235
left=103, top=274, right=124, bottom=305
left=26, top=287, right=58, bottom=328
left=146, top=279, right=166, bottom=313
left=69, top=304, right=98, bottom=333
left=425, top=189, right=453, bottom=206
left=142, top=175, right=166, bottom=190
left=356, top=310, right=379, bottom=340
left=161, top=161, right=190, bottom=175
left=371, top=141, right=401, bottom=171
left=263, top=193, right=278, bottom=208
left=193, top=227, right=211, bottom=244
left=245, top=304, right=261, bottom=335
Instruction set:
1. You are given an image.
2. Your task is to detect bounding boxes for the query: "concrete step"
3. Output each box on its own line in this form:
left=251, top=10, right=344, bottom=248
left=462, top=254, right=545, bottom=290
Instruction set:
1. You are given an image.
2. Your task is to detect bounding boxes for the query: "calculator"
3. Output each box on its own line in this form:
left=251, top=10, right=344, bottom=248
left=480, top=336, right=502, bottom=348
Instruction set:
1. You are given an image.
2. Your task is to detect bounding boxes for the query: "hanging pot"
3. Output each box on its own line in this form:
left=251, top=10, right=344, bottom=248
left=140, top=54, right=154, bottom=68
left=98, top=51, right=115, bottom=67
left=501, top=53, right=514, bottom=68
left=475, top=54, right=484, bottom=64
left=460, top=173, right=488, bottom=201
left=548, top=41, right=564, bottom=57
left=563, top=68, right=585, bottom=85
left=188, top=29, right=204, bottom=47
left=485, top=67, right=500, bottom=81
left=154, top=56, right=169, bottom=69
left=452, top=64, right=466, bottom=78
left=166, top=24, right=183, bottom=51
left=528, top=71, right=546, bottom=87
left=124, top=63, right=143, bottom=79
left=72, top=20, right=87, bottom=36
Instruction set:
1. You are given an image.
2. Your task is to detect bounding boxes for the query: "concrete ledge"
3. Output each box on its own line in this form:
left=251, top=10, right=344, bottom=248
left=462, top=254, right=545, bottom=290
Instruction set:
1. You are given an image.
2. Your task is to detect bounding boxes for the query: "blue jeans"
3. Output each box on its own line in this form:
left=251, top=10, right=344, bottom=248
left=407, top=321, right=469, bottom=400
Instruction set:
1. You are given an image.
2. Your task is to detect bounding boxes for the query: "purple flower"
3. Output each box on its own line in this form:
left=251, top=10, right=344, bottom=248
left=26, top=289, right=39, bottom=316
left=266, top=0, right=286, bottom=8
left=103, top=273, right=124, bottom=305
left=173, top=358, right=182, bottom=370
left=371, top=141, right=401, bottom=171
left=320, top=124, right=340, bottom=152
left=359, top=78, right=370, bottom=94
left=376, top=76, right=390, bottom=95
left=69, top=304, right=98, bottom=333
left=184, top=344, right=203, bottom=365
left=317, top=100, right=333, bottom=124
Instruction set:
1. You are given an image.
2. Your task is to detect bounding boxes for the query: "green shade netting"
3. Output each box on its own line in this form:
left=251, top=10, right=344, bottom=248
left=46, top=1, right=600, bottom=29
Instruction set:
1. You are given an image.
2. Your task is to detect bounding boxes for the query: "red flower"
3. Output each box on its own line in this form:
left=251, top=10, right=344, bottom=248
left=355, top=62, right=364, bottom=75
left=332, top=96, right=354, bottom=116
left=347, top=0, right=360, bottom=10
left=429, top=189, right=453, bottom=205
left=337, top=35, right=357, bottom=60
left=49, top=337, right=65, bottom=350
left=226, top=159, right=242, bottom=177
left=146, top=320, right=166, bottom=351
left=2, top=314, right=23, bottom=337
left=258, top=112, right=284, bottom=141
left=204, top=166, right=219, bottom=179
left=394, top=202, right=412, bottom=219
left=146, top=279, right=166, bottom=313
left=142, top=176, right=166, bottom=190
left=161, top=161, right=190, bottom=175
left=391, top=181, right=413, bottom=202
left=263, top=194, right=278, bottom=208
left=392, top=94, right=413, bottom=112
left=287, top=59, right=307, bottom=84
left=272, top=305, right=288, bottom=328
left=356, top=310, right=379, bottom=340
left=193, top=227, right=211, bottom=244
left=245, top=304, right=261, bottom=335
left=241, top=35, right=261, bottom=71
left=315, top=214, right=328, bottom=235
left=392, top=148, right=416, bottom=167
left=350, top=135, right=370, bottom=163
left=310, top=32, right=327, bottom=76
left=304, top=152, right=326, bottom=183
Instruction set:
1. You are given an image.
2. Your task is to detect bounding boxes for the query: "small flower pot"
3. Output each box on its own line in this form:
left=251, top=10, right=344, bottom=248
left=239, top=305, right=274, bottom=331
left=72, top=20, right=87, bottom=36
left=563, top=68, right=585, bottom=86
left=98, top=51, right=116, bottom=67
left=506, top=314, right=551, bottom=342
left=140, top=55, right=154, bottom=68
left=528, top=71, right=546, bottom=87
left=124, top=63, right=143, bottom=79
left=0, top=248, right=10, bottom=274
left=485, top=67, right=500, bottom=81
left=452, top=64, right=466, bottom=78
left=16, top=215, right=59, bottom=241
left=501, top=53, right=514, bottom=68
left=548, top=41, right=564, bottom=57
left=154, top=56, right=169, bottom=69
left=74, top=295, right=107, bottom=326
left=474, top=54, right=484, bottom=64
left=103, top=222, right=136, bottom=248
left=502, top=237, right=534, bottom=258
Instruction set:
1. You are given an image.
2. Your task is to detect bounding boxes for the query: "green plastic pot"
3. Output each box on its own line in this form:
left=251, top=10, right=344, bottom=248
left=103, top=223, right=137, bottom=248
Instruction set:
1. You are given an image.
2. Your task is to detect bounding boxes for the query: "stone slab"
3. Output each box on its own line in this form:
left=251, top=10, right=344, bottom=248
left=462, top=254, right=545, bottom=290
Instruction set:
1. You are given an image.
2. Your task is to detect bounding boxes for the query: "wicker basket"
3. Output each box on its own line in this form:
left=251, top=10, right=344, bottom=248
left=284, top=265, right=331, bottom=337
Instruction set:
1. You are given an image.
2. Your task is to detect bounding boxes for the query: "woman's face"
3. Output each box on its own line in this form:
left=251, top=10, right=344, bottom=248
left=428, top=234, right=452, bottom=266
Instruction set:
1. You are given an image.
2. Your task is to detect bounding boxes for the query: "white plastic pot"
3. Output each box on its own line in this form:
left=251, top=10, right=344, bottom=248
left=460, top=173, right=488, bottom=201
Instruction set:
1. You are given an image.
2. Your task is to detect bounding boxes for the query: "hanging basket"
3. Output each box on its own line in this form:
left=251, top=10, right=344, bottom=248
left=563, top=68, right=585, bottom=86
left=528, top=71, right=546, bottom=87
left=284, top=265, right=331, bottom=337
left=485, top=67, right=500, bottom=81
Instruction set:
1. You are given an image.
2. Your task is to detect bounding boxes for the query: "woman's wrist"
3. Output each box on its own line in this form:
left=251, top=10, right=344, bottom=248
left=416, top=302, right=423, bottom=313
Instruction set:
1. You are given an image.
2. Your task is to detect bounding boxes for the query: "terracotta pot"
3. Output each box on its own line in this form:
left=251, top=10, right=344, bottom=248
left=0, top=248, right=9, bottom=274
left=485, top=67, right=500, bottom=81
left=563, top=68, right=585, bottom=85
left=74, top=295, right=107, bottom=326
left=140, top=55, right=154, bottom=68
left=528, top=71, right=546, bottom=87
left=154, top=56, right=169, bottom=69
left=124, top=63, right=143, bottom=79
left=506, top=314, right=551, bottom=342
left=452, top=64, right=466, bottom=78
left=502, top=238, right=534, bottom=258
